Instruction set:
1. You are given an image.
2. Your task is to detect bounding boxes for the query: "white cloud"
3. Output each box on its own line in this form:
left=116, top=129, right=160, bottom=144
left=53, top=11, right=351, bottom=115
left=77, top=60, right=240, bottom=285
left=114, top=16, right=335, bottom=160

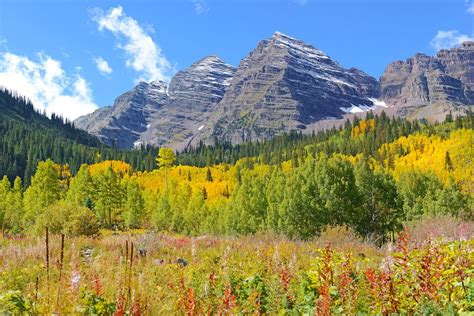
left=92, top=6, right=172, bottom=82
left=430, top=30, right=473, bottom=50
left=191, top=0, right=209, bottom=14
left=467, top=2, right=474, bottom=14
left=0, top=52, right=98, bottom=120
left=94, top=56, right=112, bottom=75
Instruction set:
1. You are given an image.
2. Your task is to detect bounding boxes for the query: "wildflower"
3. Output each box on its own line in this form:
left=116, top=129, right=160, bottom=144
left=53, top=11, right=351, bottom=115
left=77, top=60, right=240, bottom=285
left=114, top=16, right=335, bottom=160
left=70, top=271, right=81, bottom=292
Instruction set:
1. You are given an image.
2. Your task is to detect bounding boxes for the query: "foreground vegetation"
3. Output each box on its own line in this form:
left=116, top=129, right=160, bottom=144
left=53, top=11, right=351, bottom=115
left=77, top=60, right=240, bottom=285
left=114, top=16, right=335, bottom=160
left=1, top=91, right=473, bottom=313
left=0, top=222, right=472, bottom=314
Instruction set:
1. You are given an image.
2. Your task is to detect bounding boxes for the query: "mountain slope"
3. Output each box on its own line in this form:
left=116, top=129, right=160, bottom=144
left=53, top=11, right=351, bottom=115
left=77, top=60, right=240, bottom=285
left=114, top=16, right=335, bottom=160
left=195, top=32, right=381, bottom=144
left=140, top=56, right=236, bottom=150
left=0, top=89, right=160, bottom=182
left=0, top=89, right=100, bottom=146
left=380, top=41, right=474, bottom=121
left=75, top=33, right=473, bottom=149
left=74, top=81, right=169, bottom=148
left=76, top=56, right=235, bottom=150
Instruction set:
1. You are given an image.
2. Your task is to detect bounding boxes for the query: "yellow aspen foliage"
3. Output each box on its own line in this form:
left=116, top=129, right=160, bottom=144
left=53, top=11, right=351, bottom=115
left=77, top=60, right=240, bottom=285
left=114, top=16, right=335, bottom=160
left=351, top=119, right=375, bottom=137
left=89, top=160, right=132, bottom=176
left=379, top=129, right=473, bottom=193
left=281, top=160, right=293, bottom=173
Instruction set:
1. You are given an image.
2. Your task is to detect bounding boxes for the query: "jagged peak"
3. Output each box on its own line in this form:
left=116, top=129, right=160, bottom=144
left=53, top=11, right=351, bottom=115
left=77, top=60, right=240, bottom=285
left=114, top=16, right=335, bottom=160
left=272, top=31, right=297, bottom=41
left=191, top=55, right=234, bottom=69
left=183, top=55, right=236, bottom=75
left=461, top=41, right=474, bottom=49
left=130, top=80, right=167, bottom=96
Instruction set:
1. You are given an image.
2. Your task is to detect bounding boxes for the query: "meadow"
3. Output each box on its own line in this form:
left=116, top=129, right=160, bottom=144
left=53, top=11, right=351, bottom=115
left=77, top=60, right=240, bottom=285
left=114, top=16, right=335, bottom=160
left=0, top=115, right=473, bottom=314
left=1, top=219, right=472, bottom=315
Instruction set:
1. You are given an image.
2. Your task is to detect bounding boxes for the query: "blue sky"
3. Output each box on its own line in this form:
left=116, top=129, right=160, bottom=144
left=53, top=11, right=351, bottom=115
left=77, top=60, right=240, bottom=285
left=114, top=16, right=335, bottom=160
left=0, top=0, right=472, bottom=120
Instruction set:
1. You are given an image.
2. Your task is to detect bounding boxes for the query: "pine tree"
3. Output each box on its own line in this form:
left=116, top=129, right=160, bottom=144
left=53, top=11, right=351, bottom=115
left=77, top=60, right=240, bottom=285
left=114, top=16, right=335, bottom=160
left=206, top=167, right=213, bottom=182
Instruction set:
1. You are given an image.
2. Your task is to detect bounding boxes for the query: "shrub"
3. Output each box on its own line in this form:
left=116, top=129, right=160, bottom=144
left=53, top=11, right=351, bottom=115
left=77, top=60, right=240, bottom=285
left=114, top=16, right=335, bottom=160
left=32, top=201, right=99, bottom=236
left=0, top=291, right=33, bottom=314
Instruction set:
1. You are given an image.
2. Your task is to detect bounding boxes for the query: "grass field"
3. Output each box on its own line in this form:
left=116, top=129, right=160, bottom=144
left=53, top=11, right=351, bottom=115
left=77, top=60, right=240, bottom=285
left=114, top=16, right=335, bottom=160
left=0, top=219, right=473, bottom=315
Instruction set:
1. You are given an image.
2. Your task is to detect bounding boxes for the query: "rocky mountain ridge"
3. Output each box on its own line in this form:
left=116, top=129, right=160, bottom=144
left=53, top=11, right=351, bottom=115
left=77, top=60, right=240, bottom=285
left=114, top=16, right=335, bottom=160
left=75, top=33, right=473, bottom=149
left=195, top=32, right=382, bottom=145
left=380, top=41, right=473, bottom=120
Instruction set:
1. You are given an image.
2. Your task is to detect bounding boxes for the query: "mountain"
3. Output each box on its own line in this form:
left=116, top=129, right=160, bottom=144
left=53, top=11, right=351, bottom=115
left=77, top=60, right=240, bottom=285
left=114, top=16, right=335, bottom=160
left=139, top=56, right=236, bottom=150
left=75, top=56, right=235, bottom=150
left=195, top=32, right=381, bottom=144
left=0, top=89, right=100, bottom=147
left=75, top=33, right=473, bottom=149
left=0, top=89, right=161, bottom=182
left=74, top=81, right=169, bottom=148
left=380, top=41, right=474, bottom=121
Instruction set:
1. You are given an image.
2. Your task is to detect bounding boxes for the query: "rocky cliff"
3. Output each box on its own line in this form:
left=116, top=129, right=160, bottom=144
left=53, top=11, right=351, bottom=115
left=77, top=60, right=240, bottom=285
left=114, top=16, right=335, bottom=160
left=380, top=41, right=474, bottom=119
left=74, top=81, right=169, bottom=148
left=140, top=56, right=235, bottom=150
left=75, top=34, right=473, bottom=149
left=75, top=56, right=235, bottom=149
left=195, top=32, right=381, bottom=144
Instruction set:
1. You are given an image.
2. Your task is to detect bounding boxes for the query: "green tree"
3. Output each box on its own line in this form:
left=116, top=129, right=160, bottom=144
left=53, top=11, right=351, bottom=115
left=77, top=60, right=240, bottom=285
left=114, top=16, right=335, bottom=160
left=206, top=167, right=213, bottom=182
left=229, top=172, right=268, bottom=234
left=33, top=200, right=98, bottom=236
left=0, top=176, right=10, bottom=228
left=279, top=160, right=326, bottom=239
left=93, top=166, right=124, bottom=227
left=183, top=187, right=207, bottom=234
left=23, top=160, right=62, bottom=226
left=315, top=155, right=361, bottom=227
left=123, top=180, right=145, bottom=228
left=355, top=159, right=402, bottom=241
left=156, top=148, right=176, bottom=191
left=66, top=164, right=94, bottom=208
left=265, top=168, right=286, bottom=233
left=4, top=177, right=23, bottom=232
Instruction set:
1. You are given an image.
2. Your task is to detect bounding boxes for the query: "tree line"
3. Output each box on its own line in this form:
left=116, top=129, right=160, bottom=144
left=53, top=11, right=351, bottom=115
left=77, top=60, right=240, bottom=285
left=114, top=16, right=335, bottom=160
left=0, top=124, right=471, bottom=241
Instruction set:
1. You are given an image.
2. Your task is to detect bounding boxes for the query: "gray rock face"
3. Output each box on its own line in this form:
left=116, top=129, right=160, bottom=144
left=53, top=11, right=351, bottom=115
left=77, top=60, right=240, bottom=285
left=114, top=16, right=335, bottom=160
left=75, top=56, right=235, bottom=149
left=380, top=41, right=474, bottom=110
left=75, top=81, right=169, bottom=148
left=75, top=34, right=473, bottom=150
left=195, top=32, right=380, bottom=144
left=140, top=56, right=236, bottom=150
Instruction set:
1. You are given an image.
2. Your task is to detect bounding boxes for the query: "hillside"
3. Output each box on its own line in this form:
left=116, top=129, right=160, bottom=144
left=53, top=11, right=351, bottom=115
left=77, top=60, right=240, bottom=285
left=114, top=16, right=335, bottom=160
left=0, top=89, right=159, bottom=183
left=75, top=33, right=474, bottom=150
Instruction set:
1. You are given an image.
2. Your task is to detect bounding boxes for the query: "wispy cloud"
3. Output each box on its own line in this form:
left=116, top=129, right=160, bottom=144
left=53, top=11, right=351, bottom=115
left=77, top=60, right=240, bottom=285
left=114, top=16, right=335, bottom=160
left=192, top=0, right=209, bottom=14
left=430, top=30, right=473, bottom=50
left=92, top=6, right=173, bottom=83
left=94, top=56, right=112, bottom=76
left=0, top=52, right=98, bottom=120
left=467, top=1, right=474, bottom=14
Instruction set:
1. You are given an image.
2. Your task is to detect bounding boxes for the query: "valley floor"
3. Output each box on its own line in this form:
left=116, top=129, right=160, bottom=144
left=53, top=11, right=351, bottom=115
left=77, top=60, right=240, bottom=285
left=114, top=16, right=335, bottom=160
left=0, top=222, right=472, bottom=315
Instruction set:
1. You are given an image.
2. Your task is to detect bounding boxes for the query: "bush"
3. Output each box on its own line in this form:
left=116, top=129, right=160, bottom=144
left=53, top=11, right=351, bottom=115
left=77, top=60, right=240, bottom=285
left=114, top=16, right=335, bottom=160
left=0, top=291, right=33, bottom=314
left=64, top=206, right=99, bottom=237
left=32, top=201, right=99, bottom=237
